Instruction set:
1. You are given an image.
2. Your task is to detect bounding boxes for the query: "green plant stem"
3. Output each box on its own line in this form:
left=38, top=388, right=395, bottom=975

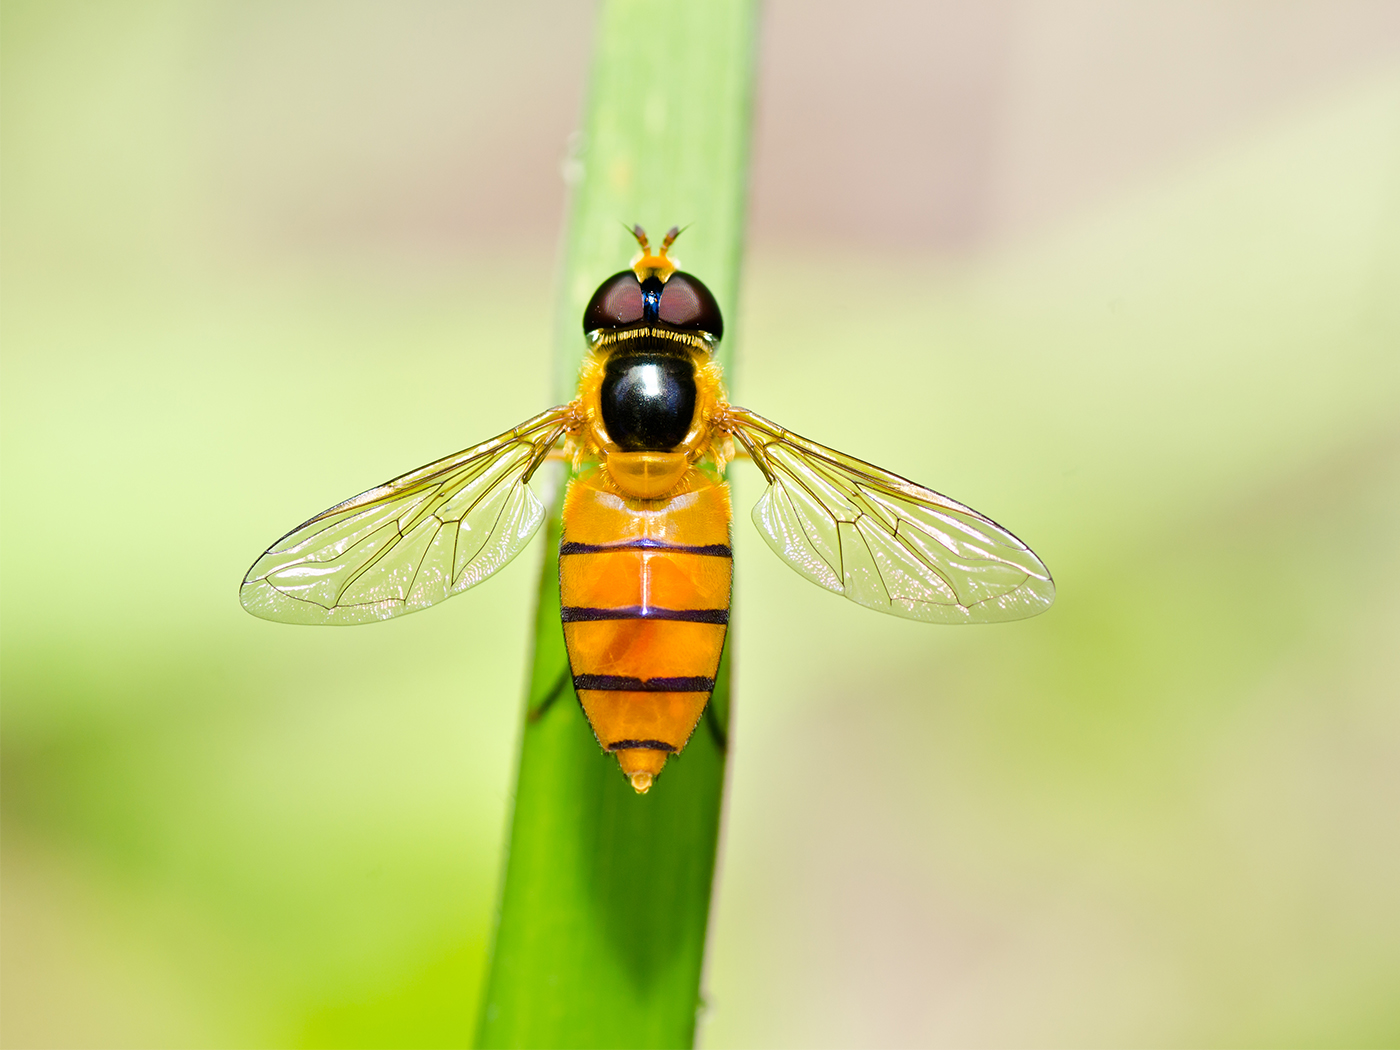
left=475, top=3, right=757, bottom=1047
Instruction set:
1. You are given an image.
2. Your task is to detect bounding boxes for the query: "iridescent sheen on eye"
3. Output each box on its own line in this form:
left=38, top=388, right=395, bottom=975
left=657, top=273, right=723, bottom=337
left=582, top=270, right=723, bottom=338
left=582, top=272, right=645, bottom=332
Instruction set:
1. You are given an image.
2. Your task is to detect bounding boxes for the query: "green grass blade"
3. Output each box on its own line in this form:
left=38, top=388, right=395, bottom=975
left=476, top=3, right=757, bottom=1048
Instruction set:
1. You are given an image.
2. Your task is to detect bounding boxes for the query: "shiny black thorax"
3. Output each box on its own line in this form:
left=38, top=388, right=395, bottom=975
left=600, top=347, right=697, bottom=452
left=583, top=268, right=724, bottom=453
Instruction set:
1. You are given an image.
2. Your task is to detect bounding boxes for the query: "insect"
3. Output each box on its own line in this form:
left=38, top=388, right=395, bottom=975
left=241, top=226, right=1054, bottom=793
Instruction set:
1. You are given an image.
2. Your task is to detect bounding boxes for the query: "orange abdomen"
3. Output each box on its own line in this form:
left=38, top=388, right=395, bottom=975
left=559, top=465, right=733, bottom=790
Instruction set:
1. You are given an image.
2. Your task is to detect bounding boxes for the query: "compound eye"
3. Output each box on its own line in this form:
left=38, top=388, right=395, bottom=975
left=657, top=272, right=723, bottom=338
left=582, top=272, right=645, bottom=333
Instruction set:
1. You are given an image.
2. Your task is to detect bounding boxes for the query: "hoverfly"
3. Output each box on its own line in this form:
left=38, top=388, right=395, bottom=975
left=241, top=226, right=1054, bottom=793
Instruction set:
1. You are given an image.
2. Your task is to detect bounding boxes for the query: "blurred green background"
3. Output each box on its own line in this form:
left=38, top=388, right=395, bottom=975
left=3, top=2, right=1399, bottom=1046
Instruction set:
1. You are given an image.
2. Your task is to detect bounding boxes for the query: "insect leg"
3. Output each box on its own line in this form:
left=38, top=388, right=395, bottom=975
left=527, top=665, right=572, bottom=723
left=703, top=698, right=728, bottom=751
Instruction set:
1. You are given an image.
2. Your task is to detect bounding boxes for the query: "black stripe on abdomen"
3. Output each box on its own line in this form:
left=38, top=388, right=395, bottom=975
left=605, top=739, right=678, bottom=753
left=573, top=674, right=715, bottom=692
left=560, top=538, right=732, bottom=557
left=561, top=605, right=729, bottom=624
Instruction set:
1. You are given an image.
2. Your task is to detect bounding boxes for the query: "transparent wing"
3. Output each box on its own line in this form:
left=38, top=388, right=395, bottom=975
left=725, top=407, right=1054, bottom=624
left=240, top=407, right=572, bottom=625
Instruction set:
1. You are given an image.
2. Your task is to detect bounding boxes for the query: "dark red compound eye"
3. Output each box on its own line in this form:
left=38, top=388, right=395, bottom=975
left=582, top=272, right=645, bottom=332
left=658, top=273, right=723, bottom=338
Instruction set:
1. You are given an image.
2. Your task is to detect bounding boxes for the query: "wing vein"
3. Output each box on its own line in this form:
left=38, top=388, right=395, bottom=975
left=240, top=408, right=571, bottom=625
left=724, top=406, right=1054, bottom=624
